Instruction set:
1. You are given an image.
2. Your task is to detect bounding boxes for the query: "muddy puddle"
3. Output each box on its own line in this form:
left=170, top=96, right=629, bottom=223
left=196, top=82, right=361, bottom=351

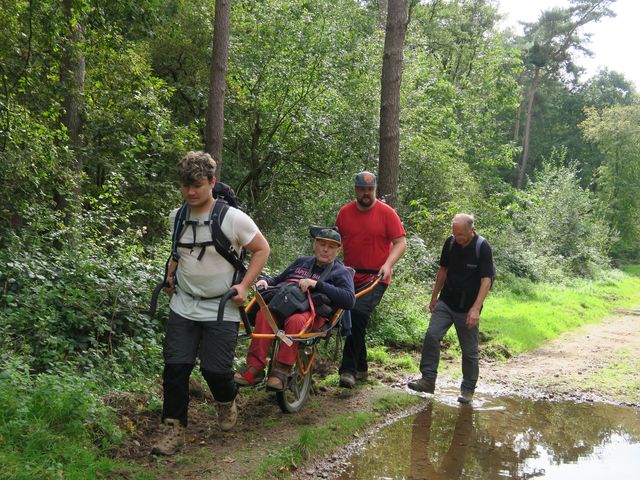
left=334, top=389, right=640, bottom=479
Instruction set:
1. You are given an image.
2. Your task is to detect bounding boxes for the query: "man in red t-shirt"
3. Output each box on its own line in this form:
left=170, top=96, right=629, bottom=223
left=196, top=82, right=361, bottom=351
left=336, top=171, right=406, bottom=388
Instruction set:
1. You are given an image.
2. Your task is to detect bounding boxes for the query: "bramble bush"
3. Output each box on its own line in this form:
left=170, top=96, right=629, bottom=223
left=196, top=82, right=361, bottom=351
left=0, top=234, right=163, bottom=378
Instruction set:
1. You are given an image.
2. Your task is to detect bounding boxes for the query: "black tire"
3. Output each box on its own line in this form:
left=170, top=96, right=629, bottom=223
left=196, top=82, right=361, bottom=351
left=276, top=346, right=314, bottom=413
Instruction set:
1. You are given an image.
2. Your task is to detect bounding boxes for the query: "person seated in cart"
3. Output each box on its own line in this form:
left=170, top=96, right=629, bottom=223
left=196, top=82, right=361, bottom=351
left=234, top=227, right=355, bottom=391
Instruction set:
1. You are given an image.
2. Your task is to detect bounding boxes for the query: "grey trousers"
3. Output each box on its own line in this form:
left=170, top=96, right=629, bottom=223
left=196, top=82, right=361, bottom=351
left=419, top=300, right=479, bottom=391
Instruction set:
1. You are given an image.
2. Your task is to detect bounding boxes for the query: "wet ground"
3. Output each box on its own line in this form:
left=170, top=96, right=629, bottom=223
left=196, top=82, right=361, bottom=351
left=115, top=306, right=640, bottom=479
left=330, top=388, right=640, bottom=479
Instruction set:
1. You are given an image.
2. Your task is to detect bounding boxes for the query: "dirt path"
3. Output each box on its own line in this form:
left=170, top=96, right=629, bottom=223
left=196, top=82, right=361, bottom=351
left=481, top=306, right=640, bottom=405
left=293, top=306, right=640, bottom=480
left=113, top=306, right=640, bottom=478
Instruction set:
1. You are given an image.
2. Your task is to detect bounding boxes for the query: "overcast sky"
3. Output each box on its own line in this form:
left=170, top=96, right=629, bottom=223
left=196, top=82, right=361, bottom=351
left=496, top=0, right=638, bottom=89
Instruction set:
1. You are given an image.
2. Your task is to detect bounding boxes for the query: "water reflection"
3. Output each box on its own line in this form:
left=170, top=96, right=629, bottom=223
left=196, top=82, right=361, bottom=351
left=409, top=403, right=472, bottom=479
left=335, top=394, right=640, bottom=480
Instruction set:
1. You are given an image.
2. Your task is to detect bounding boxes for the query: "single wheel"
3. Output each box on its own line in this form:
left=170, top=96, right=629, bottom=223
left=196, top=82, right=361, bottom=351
left=276, top=346, right=314, bottom=413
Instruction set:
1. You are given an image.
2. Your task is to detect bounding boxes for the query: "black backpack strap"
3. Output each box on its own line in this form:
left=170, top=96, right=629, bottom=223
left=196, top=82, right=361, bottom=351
left=171, top=200, right=245, bottom=273
left=209, top=200, right=247, bottom=276
left=447, top=235, right=455, bottom=253
left=474, top=234, right=495, bottom=288
left=316, top=260, right=335, bottom=283
left=171, top=203, right=189, bottom=261
left=475, top=235, right=485, bottom=260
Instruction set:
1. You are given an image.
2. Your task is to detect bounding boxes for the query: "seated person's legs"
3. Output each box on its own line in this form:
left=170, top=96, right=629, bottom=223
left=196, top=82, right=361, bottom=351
left=236, top=309, right=314, bottom=387
left=235, top=310, right=272, bottom=385
left=268, top=311, right=313, bottom=390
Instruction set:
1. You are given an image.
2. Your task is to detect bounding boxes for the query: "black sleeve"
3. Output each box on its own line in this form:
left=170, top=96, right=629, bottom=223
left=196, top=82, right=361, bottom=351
left=439, top=236, right=453, bottom=268
left=315, top=265, right=356, bottom=310
left=478, top=240, right=493, bottom=279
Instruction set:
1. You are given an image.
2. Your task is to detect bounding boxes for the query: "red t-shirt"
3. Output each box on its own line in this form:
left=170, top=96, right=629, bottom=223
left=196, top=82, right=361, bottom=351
left=336, top=200, right=406, bottom=286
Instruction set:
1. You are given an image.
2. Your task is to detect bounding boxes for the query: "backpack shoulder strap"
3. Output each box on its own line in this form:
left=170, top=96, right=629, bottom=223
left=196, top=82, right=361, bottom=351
left=317, top=260, right=335, bottom=283
left=171, top=202, right=189, bottom=261
left=474, top=234, right=495, bottom=287
left=209, top=200, right=246, bottom=274
left=475, top=235, right=486, bottom=260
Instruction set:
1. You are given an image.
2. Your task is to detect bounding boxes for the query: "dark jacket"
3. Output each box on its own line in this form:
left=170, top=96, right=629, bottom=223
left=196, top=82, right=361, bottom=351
left=265, top=256, right=356, bottom=311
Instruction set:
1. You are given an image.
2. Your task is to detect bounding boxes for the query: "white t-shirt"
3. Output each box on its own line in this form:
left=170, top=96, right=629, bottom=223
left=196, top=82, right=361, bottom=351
left=168, top=203, right=259, bottom=322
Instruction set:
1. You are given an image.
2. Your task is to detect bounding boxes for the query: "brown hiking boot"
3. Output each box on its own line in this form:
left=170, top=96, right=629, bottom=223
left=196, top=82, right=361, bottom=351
left=356, top=371, right=368, bottom=382
left=408, top=377, right=435, bottom=394
left=150, top=418, right=185, bottom=456
left=216, top=399, right=238, bottom=431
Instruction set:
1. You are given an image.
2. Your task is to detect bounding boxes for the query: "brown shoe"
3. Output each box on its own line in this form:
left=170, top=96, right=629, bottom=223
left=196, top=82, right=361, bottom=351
left=150, top=418, right=185, bottom=456
left=356, top=371, right=368, bottom=382
left=216, top=399, right=238, bottom=431
left=266, top=361, right=292, bottom=392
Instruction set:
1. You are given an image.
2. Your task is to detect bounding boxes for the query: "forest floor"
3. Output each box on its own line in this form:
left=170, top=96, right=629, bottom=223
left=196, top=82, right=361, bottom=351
left=109, top=305, right=640, bottom=479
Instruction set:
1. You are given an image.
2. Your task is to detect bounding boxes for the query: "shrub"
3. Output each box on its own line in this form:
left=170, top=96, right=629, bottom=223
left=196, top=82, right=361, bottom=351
left=369, top=274, right=430, bottom=348
left=506, top=156, right=612, bottom=281
left=0, top=237, right=162, bottom=376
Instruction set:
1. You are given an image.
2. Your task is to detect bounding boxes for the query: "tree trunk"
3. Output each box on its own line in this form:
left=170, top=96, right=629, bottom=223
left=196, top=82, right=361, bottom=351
left=60, top=0, right=85, bottom=159
left=377, top=0, right=409, bottom=207
left=513, top=99, right=523, bottom=143
left=57, top=0, right=85, bottom=229
left=516, top=66, right=540, bottom=189
left=205, top=0, right=231, bottom=179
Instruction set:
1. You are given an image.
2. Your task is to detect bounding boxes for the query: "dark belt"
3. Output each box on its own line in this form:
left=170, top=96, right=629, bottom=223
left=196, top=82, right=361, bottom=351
left=176, top=288, right=223, bottom=302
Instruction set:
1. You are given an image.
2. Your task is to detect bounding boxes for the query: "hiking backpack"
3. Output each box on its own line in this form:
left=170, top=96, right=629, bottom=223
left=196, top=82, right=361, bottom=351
left=149, top=181, right=245, bottom=316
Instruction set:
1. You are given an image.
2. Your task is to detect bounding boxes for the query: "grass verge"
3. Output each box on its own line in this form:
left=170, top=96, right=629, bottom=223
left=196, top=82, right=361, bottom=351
left=0, top=357, right=153, bottom=480
left=251, top=389, right=420, bottom=479
left=584, top=348, right=640, bottom=404
left=479, top=266, right=640, bottom=358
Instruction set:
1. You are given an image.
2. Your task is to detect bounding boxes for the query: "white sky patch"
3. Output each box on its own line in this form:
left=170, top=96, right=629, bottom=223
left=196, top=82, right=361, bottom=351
left=497, top=0, right=639, bottom=89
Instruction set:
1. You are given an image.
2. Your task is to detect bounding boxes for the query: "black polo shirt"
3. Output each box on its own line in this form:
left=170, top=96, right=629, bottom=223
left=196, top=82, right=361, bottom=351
left=438, top=234, right=493, bottom=313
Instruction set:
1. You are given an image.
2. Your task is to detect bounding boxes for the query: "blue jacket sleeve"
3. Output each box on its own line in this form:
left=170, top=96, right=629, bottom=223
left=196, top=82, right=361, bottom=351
left=314, top=263, right=356, bottom=310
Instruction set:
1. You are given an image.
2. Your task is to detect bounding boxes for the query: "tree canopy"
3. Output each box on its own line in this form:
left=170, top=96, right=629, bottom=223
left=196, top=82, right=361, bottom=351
left=1, top=0, right=638, bottom=376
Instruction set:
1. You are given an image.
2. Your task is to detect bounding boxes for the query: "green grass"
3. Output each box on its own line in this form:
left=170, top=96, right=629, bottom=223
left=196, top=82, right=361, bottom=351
left=480, top=266, right=640, bottom=358
left=317, top=372, right=341, bottom=388
left=0, top=358, right=152, bottom=480
left=367, top=345, right=418, bottom=371
left=584, top=348, right=640, bottom=403
left=251, top=390, right=421, bottom=479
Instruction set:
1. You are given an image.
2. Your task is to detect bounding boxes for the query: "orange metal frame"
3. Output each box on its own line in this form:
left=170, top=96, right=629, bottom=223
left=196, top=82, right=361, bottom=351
left=239, top=276, right=382, bottom=383
left=243, top=276, right=381, bottom=342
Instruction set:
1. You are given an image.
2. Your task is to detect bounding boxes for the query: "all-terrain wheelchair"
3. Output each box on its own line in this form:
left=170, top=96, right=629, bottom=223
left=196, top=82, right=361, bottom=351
left=219, top=274, right=381, bottom=413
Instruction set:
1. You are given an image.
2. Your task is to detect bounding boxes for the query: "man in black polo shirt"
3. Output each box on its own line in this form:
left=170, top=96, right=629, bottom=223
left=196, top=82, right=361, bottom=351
left=409, top=213, right=493, bottom=403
